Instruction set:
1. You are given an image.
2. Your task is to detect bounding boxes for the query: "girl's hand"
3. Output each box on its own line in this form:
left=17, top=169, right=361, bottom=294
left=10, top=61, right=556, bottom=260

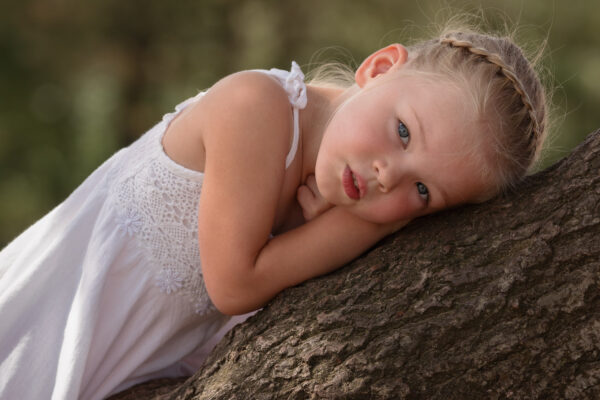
left=296, top=174, right=333, bottom=221
left=296, top=174, right=410, bottom=232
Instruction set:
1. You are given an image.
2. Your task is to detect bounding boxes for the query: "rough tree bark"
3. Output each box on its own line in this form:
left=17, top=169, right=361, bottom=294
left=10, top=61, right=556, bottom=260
left=111, top=129, right=600, bottom=400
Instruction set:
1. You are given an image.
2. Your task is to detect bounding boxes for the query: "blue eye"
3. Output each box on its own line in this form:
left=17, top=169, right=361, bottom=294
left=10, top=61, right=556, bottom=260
left=397, top=121, right=409, bottom=145
left=416, top=182, right=429, bottom=202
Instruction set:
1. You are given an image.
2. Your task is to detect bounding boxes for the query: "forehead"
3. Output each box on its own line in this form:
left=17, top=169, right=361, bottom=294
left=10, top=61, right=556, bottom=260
left=386, top=74, right=477, bottom=152
left=371, top=72, right=476, bottom=131
left=397, top=73, right=471, bottom=116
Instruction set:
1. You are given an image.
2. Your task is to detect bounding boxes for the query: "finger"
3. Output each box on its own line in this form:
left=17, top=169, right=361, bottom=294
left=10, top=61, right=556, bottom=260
left=296, top=185, right=317, bottom=220
left=304, top=175, right=322, bottom=199
left=297, top=184, right=314, bottom=203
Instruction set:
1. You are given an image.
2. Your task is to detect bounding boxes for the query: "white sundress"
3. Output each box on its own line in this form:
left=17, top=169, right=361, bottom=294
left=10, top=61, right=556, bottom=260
left=0, top=62, right=307, bottom=400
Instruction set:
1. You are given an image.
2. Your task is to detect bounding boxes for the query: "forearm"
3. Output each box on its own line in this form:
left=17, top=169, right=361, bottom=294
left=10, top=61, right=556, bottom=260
left=233, top=207, right=398, bottom=313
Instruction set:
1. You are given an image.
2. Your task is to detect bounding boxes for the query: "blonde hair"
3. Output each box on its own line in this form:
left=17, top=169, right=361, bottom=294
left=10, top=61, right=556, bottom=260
left=308, top=26, right=549, bottom=199
left=406, top=29, right=548, bottom=197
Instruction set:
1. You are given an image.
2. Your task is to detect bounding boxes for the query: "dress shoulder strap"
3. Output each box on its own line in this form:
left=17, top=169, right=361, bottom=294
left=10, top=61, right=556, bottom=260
left=261, top=62, right=307, bottom=168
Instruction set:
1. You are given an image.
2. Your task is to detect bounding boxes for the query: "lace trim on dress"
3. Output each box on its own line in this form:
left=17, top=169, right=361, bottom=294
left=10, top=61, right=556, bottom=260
left=109, top=141, right=217, bottom=315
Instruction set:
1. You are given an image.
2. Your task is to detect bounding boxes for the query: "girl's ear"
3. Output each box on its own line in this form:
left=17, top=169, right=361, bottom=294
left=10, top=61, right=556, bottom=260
left=355, top=44, right=409, bottom=88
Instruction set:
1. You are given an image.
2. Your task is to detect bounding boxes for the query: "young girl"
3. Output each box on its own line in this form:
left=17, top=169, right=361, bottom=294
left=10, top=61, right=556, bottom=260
left=0, top=28, right=547, bottom=399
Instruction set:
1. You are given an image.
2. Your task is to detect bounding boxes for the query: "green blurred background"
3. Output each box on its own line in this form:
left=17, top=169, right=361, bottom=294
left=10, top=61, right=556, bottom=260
left=1, top=0, right=599, bottom=247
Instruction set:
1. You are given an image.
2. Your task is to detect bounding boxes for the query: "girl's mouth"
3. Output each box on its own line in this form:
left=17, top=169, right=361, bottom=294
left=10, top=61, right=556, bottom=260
left=343, top=166, right=363, bottom=200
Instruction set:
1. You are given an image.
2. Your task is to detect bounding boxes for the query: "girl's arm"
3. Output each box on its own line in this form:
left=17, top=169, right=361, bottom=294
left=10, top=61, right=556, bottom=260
left=196, top=71, right=406, bottom=315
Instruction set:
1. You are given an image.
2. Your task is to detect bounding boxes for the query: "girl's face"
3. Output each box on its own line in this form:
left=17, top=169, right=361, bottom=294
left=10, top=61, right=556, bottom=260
left=315, top=72, right=491, bottom=224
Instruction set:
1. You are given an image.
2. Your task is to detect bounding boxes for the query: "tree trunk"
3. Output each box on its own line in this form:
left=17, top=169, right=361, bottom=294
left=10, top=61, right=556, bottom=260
left=110, top=129, right=600, bottom=400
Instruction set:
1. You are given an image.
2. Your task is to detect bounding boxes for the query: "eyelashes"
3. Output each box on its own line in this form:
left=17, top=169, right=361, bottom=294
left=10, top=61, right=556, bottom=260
left=397, top=120, right=409, bottom=145
left=416, top=182, right=429, bottom=203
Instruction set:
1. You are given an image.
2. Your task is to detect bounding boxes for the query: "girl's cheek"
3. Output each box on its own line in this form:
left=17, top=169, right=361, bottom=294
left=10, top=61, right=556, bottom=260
left=380, top=195, right=426, bottom=222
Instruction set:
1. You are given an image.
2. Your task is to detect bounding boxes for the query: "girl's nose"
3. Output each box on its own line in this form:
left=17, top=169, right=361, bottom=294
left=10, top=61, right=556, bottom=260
left=373, top=159, right=398, bottom=193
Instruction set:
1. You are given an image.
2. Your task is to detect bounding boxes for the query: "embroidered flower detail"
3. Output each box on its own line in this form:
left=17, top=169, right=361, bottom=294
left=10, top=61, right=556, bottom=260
left=156, top=268, right=185, bottom=294
left=116, top=208, right=143, bottom=236
left=285, top=61, right=307, bottom=109
left=195, top=299, right=218, bottom=316
left=193, top=299, right=210, bottom=315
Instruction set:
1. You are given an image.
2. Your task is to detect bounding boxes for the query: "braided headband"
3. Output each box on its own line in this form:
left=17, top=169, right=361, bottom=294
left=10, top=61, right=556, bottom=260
left=439, top=36, right=540, bottom=147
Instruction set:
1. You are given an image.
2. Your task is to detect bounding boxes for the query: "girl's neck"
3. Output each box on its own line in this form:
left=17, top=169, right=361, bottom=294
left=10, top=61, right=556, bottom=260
left=299, top=84, right=356, bottom=181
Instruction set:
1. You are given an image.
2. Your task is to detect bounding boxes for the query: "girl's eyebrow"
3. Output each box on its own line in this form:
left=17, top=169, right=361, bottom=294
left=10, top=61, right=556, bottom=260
left=408, top=105, right=450, bottom=208
left=409, top=106, right=427, bottom=149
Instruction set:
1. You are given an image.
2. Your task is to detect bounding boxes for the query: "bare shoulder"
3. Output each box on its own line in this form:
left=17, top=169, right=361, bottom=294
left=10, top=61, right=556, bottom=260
left=210, top=70, right=290, bottom=106
left=162, top=70, right=292, bottom=172
left=199, top=70, right=293, bottom=148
